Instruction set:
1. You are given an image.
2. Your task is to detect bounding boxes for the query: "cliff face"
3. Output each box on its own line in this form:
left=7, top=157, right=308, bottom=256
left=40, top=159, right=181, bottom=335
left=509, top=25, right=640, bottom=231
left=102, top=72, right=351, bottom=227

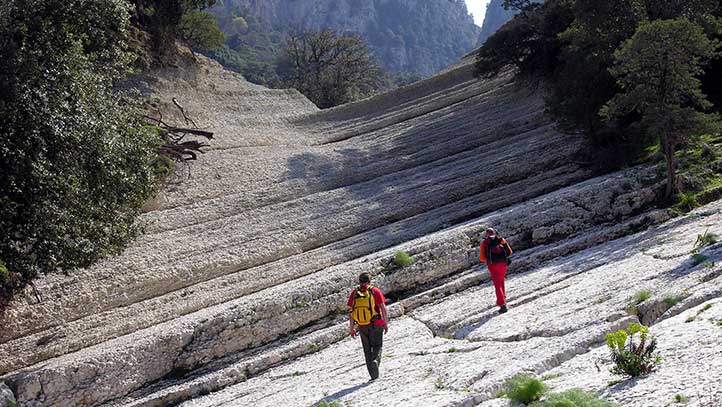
left=211, top=0, right=481, bottom=77
left=477, top=0, right=543, bottom=45
left=477, top=0, right=518, bottom=45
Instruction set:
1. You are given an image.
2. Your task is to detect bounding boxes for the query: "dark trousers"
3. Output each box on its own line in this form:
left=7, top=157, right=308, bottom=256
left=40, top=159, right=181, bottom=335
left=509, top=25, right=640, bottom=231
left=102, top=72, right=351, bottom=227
left=358, top=324, right=384, bottom=379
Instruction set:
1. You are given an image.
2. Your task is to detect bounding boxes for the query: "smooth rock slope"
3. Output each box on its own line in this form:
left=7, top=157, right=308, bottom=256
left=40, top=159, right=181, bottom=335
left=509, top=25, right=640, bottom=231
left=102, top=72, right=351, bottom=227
left=1, top=51, right=719, bottom=407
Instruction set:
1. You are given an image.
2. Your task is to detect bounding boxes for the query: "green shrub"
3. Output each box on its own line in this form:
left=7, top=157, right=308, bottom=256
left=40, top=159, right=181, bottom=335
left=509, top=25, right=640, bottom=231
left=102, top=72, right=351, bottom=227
left=178, top=11, right=225, bottom=54
left=694, top=229, right=719, bottom=250
left=531, top=388, right=619, bottom=407
left=674, top=393, right=689, bottom=403
left=663, top=294, right=683, bottom=308
left=631, top=290, right=653, bottom=304
left=673, top=192, right=701, bottom=213
left=1, top=0, right=163, bottom=308
left=606, top=323, right=661, bottom=377
left=692, top=253, right=710, bottom=265
left=503, top=374, right=548, bottom=405
left=394, top=251, right=415, bottom=268
left=628, top=290, right=653, bottom=314
left=313, top=401, right=342, bottom=407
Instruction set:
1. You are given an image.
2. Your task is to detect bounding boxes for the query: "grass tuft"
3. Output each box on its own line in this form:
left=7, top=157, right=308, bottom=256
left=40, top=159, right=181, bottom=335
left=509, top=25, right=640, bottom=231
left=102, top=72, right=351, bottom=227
left=674, top=393, right=689, bottom=403
left=503, top=374, right=548, bottom=405
left=393, top=250, right=415, bottom=268
left=530, top=388, right=619, bottom=406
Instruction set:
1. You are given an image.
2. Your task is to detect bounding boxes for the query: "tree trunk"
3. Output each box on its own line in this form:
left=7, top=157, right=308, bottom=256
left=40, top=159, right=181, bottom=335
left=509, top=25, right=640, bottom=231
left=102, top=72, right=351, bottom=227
left=664, top=136, right=678, bottom=200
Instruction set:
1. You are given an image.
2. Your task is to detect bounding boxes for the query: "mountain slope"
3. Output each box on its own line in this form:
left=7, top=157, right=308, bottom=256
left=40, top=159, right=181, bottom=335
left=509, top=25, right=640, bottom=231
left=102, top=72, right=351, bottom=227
left=1, top=47, right=720, bottom=407
left=210, top=0, right=480, bottom=77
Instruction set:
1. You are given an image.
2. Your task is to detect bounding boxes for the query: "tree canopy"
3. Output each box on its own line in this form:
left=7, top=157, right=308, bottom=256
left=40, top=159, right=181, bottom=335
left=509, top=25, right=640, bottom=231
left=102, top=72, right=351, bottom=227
left=602, top=18, right=720, bottom=198
left=285, top=30, right=383, bottom=109
left=476, top=0, right=722, bottom=203
left=0, top=0, right=164, bottom=308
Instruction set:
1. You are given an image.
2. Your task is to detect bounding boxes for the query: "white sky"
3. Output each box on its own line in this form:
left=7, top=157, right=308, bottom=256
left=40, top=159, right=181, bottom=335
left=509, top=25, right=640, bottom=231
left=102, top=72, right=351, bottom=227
left=465, top=0, right=493, bottom=27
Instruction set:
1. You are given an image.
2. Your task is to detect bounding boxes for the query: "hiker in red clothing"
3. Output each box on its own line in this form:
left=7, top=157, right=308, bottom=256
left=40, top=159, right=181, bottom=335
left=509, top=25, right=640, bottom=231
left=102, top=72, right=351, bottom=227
left=479, top=228, right=513, bottom=314
left=348, top=272, right=388, bottom=381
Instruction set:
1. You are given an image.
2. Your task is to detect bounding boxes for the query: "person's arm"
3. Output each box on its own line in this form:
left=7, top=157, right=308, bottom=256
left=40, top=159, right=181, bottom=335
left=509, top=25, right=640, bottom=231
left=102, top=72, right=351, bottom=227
left=502, top=238, right=513, bottom=256
left=479, top=240, right=487, bottom=263
left=349, top=312, right=357, bottom=337
left=378, top=302, right=389, bottom=333
left=348, top=290, right=357, bottom=337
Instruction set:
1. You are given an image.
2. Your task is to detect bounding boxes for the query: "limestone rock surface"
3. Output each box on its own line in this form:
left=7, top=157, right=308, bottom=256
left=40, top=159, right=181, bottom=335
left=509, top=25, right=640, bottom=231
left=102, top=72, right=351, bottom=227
left=1, top=48, right=720, bottom=407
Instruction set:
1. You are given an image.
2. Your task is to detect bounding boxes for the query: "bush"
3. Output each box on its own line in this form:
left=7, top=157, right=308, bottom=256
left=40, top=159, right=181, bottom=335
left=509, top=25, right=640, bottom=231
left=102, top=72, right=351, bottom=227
left=178, top=10, right=225, bottom=55
left=504, top=374, right=549, bottom=405
left=663, top=294, right=683, bottom=308
left=674, top=393, right=689, bottom=403
left=313, top=401, right=342, bottom=407
left=691, top=253, right=710, bottom=265
left=694, top=229, right=719, bottom=250
left=0, top=0, right=162, bottom=307
left=631, top=290, right=653, bottom=304
left=531, top=388, right=619, bottom=407
left=606, top=323, right=661, bottom=377
left=394, top=251, right=415, bottom=268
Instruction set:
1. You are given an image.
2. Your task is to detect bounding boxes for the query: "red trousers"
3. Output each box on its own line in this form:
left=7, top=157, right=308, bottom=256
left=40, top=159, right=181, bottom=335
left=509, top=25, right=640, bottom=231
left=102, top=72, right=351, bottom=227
left=488, top=262, right=507, bottom=306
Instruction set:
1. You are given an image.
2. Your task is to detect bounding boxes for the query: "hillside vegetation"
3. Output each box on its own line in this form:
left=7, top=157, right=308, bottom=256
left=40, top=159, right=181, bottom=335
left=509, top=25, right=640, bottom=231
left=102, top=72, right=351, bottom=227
left=477, top=0, right=722, bottom=203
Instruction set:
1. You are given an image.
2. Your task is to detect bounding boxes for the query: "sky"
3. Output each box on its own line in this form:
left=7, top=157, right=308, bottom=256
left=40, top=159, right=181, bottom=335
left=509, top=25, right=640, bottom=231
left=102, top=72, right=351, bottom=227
left=465, top=0, right=492, bottom=27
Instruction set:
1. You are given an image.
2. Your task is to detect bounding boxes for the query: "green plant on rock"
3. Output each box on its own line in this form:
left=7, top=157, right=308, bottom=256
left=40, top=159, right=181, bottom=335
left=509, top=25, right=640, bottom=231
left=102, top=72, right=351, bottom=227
left=694, top=229, right=719, bottom=250
left=674, top=393, right=689, bottom=404
left=393, top=250, right=415, bottom=268
left=663, top=294, right=684, bottom=308
left=605, top=323, right=661, bottom=377
left=691, top=253, right=710, bottom=265
left=313, top=401, right=342, bottom=407
left=631, top=290, right=653, bottom=304
left=503, top=374, right=548, bottom=405
left=627, top=290, right=653, bottom=316
left=530, top=388, right=619, bottom=407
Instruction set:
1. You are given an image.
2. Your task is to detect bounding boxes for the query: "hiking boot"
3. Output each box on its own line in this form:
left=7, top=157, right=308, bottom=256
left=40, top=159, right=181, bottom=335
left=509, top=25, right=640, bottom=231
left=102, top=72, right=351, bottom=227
left=498, top=305, right=508, bottom=314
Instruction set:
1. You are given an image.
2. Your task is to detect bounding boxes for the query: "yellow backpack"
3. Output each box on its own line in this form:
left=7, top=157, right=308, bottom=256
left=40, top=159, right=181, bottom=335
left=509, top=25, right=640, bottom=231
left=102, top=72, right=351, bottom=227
left=351, top=285, right=378, bottom=326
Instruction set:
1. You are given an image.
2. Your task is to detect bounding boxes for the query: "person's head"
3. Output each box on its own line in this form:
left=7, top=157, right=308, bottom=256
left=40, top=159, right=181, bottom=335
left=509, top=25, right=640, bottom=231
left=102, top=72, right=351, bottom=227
left=485, top=228, right=497, bottom=240
left=358, top=272, right=371, bottom=287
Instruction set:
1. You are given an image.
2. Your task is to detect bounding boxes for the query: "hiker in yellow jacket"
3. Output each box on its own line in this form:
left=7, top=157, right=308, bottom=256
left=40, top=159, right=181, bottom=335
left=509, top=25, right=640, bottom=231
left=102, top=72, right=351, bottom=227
left=348, top=272, right=388, bottom=381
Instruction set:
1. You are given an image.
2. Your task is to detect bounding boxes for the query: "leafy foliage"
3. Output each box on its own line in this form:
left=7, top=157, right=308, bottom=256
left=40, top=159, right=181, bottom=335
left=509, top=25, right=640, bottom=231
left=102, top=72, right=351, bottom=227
left=131, top=0, right=217, bottom=63
left=503, top=374, right=549, bottom=405
left=602, top=18, right=721, bottom=198
left=694, top=229, right=719, bottom=250
left=0, top=0, right=163, bottom=307
left=605, top=323, right=661, bottom=377
left=531, top=388, right=619, bottom=407
left=393, top=251, right=415, bottom=268
left=313, top=401, right=343, bottom=407
left=178, top=11, right=225, bottom=55
left=631, top=290, right=653, bottom=305
left=285, top=30, right=383, bottom=108
left=476, top=1, right=722, bottom=180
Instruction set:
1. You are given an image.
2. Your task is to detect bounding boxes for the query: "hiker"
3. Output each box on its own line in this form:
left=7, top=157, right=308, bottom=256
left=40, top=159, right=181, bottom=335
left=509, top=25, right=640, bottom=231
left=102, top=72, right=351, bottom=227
left=348, top=272, right=388, bottom=381
left=479, top=228, right=513, bottom=313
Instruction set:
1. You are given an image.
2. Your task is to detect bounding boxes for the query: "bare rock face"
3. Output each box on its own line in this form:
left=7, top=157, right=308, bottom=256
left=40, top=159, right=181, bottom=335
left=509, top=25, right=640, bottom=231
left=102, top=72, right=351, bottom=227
left=1, top=49, right=720, bottom=407
left=0, top=383, right=16, bottom=407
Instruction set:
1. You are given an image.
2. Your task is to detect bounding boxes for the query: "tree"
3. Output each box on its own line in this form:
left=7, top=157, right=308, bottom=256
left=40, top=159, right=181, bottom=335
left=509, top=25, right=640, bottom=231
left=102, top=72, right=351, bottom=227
left=476, top=0, right=574, bottom=80
left=0, top=0, right=163, bottom=308
left=285, top=30, right=383, bottom=109
left=130, top=0, right=217, bottom=63
left=601, top=18, right=721, bottom=199
left=178, top=10, right=225, bottom=57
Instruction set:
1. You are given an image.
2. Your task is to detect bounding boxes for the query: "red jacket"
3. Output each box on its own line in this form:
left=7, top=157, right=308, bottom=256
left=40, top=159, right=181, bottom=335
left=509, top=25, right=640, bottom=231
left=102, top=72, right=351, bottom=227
left=479, top=237, right=513, bottom=264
